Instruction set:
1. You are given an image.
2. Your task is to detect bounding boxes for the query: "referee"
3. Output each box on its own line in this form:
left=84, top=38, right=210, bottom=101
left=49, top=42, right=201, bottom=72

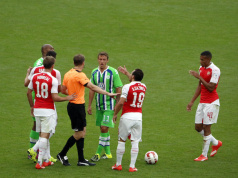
left=57, top=54, right=119, bottom=166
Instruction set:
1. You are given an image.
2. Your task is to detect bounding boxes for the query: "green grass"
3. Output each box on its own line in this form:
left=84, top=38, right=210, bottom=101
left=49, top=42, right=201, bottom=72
left=0, top=0, right=238, bottom=177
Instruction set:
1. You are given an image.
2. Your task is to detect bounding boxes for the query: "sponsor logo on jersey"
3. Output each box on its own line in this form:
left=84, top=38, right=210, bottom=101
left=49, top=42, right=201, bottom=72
left=98, top=82, right=105, bottom=90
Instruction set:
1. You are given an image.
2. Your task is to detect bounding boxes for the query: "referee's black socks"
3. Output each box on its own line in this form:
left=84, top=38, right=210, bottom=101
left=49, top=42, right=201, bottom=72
left=76, top=138, right=85, bottom=162
left=59, top=135, right=76, bottom=156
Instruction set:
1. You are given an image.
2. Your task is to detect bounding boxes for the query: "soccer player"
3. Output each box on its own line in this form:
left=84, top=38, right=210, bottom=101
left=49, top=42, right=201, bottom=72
left=27, top=44, right=54, bottom=150
left=111, top=67, right=146, bottom=172
left=57, top=54, right=119, bottom=166
left=187, top=51, right=222, bottom=161
left=27, top=56, right=75, bottom=169
left=34, top=44, right=54, bottom=67
left=88, top=52, right=123, bottom=162
left=25, top=51, right=60, bottom=163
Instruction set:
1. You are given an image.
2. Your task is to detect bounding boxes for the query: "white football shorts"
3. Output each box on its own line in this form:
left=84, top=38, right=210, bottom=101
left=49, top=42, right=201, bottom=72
left=118, top=116, right=142, bottom=142
left=195, top=103, right=220, bottom=125
left=36, top=113, right=57, bottom=133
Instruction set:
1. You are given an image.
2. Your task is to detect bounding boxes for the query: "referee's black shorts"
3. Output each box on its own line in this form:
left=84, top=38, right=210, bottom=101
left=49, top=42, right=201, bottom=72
left=67, top=102, right=86, bottom=131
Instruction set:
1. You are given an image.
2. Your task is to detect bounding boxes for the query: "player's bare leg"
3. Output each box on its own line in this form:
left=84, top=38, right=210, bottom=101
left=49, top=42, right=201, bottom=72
left=195, top=124, right=204, bottom=136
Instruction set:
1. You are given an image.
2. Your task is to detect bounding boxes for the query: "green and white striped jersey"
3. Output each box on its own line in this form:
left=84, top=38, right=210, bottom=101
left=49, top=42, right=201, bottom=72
left=90, top=66, right=123, bottom=111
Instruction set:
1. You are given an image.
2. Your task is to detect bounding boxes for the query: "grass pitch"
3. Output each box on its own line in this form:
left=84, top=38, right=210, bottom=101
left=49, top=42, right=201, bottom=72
left=0, top=0, right=237, bottom=177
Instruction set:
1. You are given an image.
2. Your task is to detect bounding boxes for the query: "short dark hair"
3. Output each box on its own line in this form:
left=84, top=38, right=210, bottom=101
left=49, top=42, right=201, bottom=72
left=46, top=51, right=57, bottom=58
left=74, top=54, right=85, bottom=66
left=201, top=51, right=212, bottom=59
left=132, top=69, right=144, bottom=81
left=98, top=52, right=109, bottom=59
left=43, top=56, right=55, bottom=69
left=41, top=44, right=53, bottom=55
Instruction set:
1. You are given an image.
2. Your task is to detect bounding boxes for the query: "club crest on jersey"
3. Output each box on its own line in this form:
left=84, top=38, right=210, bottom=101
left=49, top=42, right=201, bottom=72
left=98, top=82, right=105, bottom=90
left=207, top=71, right=211, bottom=76
left=106, top=75, right=110, bottom=79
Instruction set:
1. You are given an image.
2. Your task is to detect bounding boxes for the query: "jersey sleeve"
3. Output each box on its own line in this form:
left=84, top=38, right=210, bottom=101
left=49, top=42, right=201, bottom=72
left=28, top=67, right=36, bottom=80
left=28, top=75, right=34, bottom=90
left=76, top=73, right=90, bottom=86
left=121, top=84, right=129, bottom=98
left=33, top=58, right=43, bottom=67
left=210, top=68, right=220, bottom=84
left=51, top=77, right=58, bottom=94
left=90, top=69, right=97, bottom=85
left=113, top=69, right=123, bottom=88
left=55, top=69, right=61, bottom=85
left=90, top=71, right=94, bottom=84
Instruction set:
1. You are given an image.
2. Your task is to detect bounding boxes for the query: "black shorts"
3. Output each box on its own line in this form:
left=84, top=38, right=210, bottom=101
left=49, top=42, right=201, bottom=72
left=67, top=102, right=86, bottom=131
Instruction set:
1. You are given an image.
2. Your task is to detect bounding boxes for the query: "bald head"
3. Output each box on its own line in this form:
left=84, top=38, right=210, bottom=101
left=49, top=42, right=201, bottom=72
left=41, top=44, right=54, bottom=57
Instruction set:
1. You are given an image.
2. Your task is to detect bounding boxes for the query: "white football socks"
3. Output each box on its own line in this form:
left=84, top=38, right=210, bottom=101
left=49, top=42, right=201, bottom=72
left=210, top=134, right=218, bottom=146
left=46, top=139, right=51, bottom=160
left=33, top=139, right=40, bottom=152
left=116, top=141, right=125, bottom=166
left=202, top=135, right=212, bottom=157
left=130, top=141, right=139, bottom=168
left=38, top=137, right=48, bottom=165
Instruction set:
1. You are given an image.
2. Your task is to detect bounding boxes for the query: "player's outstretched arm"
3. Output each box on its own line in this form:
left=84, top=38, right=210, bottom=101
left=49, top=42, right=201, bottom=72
left=61, top=85, right=69, bottom=95
left=118, top=65, right=132, bottom=79
left=52, top=93, right=76, bottom=102
left=86, top=82, right=120, bottom=98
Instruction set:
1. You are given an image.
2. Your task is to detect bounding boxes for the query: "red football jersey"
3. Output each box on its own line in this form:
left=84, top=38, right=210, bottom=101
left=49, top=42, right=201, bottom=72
left=30, top=72, right=58, bottom=111
left=199, top=63, right=220, bottom=103
left=29, top=66, right=61, bottom=85
left=121, top=81, right=146, bottom=116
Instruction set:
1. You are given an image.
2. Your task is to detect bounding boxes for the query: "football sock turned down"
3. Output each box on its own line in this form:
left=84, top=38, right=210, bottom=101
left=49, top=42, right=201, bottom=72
left=104, top=132, right=111, bottom=155
left=116, top=141, right=125, bottom=166
left=59, top=136, right=76, bottom=156
left=130, top=141, right=139, bottom=168
left=96, top=132, right=108, bottom=155
left=30, top=130, right=39, bottom=148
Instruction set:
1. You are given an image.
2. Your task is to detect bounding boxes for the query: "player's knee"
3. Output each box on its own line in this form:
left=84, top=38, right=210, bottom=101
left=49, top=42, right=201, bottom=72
left=100, top=126, right=109, bottom=133
left=195, top=124, right=202, bottom=132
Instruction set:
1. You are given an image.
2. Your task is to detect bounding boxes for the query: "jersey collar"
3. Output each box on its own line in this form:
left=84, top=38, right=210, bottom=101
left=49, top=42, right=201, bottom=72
left=98, top=66, right=109, bottom=74
left=205, top=62, right=213, bottom=69
left=131, top=81, right=141, bottom=84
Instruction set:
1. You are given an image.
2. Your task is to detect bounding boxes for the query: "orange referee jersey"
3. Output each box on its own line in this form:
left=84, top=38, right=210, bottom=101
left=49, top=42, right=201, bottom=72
left=63, top=68, right=90, bottom=104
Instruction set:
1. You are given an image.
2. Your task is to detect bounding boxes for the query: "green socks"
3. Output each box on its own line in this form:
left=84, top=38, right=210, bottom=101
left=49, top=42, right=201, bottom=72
left=29, top=130, right=39, bottom=148
left=104, top=132, right=111, bottom=155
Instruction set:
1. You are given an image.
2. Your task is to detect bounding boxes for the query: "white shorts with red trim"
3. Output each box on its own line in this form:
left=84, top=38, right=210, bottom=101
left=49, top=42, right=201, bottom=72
left=36, top=113, right=57, bottom=133
left=118, top=116, right=142, bottom=142
left=195, top=103, right=220, bottom=125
